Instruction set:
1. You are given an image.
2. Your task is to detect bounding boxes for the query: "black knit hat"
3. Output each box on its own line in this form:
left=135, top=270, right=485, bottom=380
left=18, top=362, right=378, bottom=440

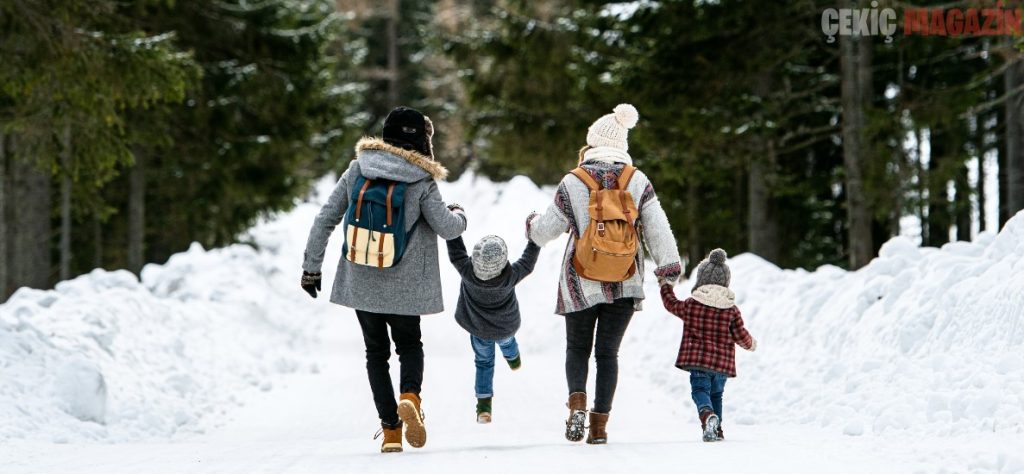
left=382, top=106, right=433, bottom=158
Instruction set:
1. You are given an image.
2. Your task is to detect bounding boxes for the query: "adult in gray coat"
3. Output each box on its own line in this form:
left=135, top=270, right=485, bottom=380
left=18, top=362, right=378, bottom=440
left=300, top=107, right=467, bottom=453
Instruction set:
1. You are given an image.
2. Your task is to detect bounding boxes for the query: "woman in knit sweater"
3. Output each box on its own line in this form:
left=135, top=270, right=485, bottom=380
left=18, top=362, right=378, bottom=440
left=528, top=104, right=683, bottom=444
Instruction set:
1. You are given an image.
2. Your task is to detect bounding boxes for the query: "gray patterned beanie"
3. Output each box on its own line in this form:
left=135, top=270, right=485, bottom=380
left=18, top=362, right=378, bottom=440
left=692, top=248, right=731, bottom=291
left=472, top=235, right=508, bottom=280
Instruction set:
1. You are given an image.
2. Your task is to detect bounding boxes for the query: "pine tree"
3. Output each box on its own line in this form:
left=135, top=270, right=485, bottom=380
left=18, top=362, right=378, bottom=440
left=113, top=0, right=347, bottom=264
left=1, top=0, right=197, bottom=298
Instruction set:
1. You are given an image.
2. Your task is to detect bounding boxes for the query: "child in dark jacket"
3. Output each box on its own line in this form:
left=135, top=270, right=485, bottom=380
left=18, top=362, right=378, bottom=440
left=660, top=248, right=757, bottom=442
left=446, top=231, right=540, bottom=423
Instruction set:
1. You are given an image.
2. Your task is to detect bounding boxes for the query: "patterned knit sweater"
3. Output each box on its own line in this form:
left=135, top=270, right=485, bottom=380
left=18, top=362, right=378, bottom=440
left=528, top=159, right=683, bottom=315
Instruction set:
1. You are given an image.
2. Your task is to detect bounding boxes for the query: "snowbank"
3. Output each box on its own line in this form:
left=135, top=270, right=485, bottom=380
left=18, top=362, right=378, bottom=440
left=2, top=170, right=1023, bottom=447
left=437, top=172, right=1024, bottom=440
left=0, top=178, right=344, bottom=442
left=630, top=217, right=1024, bottom=440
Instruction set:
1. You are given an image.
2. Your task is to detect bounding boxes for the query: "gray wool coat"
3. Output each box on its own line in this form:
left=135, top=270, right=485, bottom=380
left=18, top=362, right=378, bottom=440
left=302, top=138, right=467, bottom=316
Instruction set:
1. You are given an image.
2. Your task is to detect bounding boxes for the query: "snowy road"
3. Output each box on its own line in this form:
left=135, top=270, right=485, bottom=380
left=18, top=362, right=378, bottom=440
left=3, top=174, right=1024, bottom=473
left=2, top=315, right=920, bottom=473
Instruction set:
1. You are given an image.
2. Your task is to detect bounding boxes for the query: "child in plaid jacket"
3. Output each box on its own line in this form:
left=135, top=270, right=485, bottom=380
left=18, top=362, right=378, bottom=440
left=660, top=248, right=757, bottom=442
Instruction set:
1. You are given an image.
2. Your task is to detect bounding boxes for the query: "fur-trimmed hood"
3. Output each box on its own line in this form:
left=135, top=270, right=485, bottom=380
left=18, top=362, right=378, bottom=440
left=355, top=137, right=449, bottom=182
left=691, top=284, right=735, bottom=309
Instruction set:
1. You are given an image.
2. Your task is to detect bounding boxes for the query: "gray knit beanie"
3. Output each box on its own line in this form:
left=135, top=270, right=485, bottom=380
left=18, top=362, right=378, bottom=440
left=472, top=235, right=508, bottom=280
left=692, top=248, right=731, bottom=291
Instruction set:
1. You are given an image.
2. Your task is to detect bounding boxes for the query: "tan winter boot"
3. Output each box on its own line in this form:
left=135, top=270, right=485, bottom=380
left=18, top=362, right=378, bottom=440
left=397, top=393, right=427, bottom=448
left=565, top=392, right=587, bottom=442
left=375, top=422, right=403, bottom=453
left=586, top=412, right=609, bottom=444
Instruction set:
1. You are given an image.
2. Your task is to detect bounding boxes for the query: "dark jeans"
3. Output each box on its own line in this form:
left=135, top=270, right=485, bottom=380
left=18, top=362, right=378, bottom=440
left=690, top=369, right=727, bottom=421
left=356, top=311, right=424, bottom=426
left=564, top=298, right=635, bottom=414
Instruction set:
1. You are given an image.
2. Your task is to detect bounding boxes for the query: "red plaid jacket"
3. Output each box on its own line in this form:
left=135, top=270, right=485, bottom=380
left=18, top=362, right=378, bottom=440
left=660, top=284, right=754, bottom=377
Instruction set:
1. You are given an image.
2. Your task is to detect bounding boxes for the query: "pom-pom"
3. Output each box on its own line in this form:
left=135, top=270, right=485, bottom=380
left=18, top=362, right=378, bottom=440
left=708, top=248, right=727, bottom=265
left=613, top=103, right=639, bottom=129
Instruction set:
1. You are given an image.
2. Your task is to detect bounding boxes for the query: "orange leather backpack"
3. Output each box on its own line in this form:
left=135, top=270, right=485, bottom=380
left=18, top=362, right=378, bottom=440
left=570, top=165, right=639, bottom=282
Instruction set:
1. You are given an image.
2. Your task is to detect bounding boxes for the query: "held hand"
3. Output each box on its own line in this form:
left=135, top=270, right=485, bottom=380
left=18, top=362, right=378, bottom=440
left=301, top=271, right=322, bottom=299
left=654, top=263, right=682, bottom=286
left=525, top=212, right=539, bottom=241
left=447, top=203, right=466, bottom=220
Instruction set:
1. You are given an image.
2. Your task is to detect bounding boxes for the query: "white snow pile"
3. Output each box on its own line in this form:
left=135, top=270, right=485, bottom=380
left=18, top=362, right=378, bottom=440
left=631, top=215, right=1024, bottom=440
left=0, top=178, right=341, bottom=443
left=2, top=169, right=1023, bottom=448
left=435, top=172, right=1024, bottom=441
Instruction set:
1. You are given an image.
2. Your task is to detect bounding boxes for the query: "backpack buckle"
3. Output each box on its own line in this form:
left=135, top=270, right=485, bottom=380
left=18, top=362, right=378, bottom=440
left=596, top=222, right=605, bottom=231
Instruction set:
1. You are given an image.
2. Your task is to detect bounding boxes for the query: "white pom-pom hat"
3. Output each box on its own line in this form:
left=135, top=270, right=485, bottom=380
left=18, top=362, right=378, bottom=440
left=586, top=103, right=639, bottom=152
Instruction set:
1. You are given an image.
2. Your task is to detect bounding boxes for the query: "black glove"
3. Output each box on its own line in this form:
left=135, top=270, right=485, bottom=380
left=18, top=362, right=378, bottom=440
left=301, top=271, right=322, bottom=298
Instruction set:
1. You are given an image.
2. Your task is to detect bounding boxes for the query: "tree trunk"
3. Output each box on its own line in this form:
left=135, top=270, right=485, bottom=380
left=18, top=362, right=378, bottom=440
left=685, top=173, right=701, bottom=268
left=127, top=153, right=146, bottom=274
left=1004, top=54, right=1024, bottom=220
left=747, top=73, right=780, bottom=263
left=859, top=12, right=883, bottom=254
left=93, top=215, right=103, bottom=270
left=955, top=163, right=972, bottom=241
left=927, top=128, right=951, bottom=246
left=747, top=143, right=779, bottom=263
left=999, top=107, right=1009, bottom=228
left=9, top=154, right=52, bottom=290
left=976, top=116, right=987, bottom=233
left=916, top=128, right=928, bottom=243
left=386, top=0, right=401, bottom=107
left=839, top=0, right=873, bottom=269
left=0, top=132, right=7, bottom=300
left=59, top=126, right=72, bottom=281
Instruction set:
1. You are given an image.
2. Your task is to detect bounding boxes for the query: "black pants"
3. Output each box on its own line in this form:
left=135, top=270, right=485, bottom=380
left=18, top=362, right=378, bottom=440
left=356, top=311, right=424, bottom=426
left=564, top=298, right=635, bottom=414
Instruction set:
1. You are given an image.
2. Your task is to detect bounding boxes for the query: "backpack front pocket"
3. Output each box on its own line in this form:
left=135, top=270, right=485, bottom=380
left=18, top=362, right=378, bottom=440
left=346, top=224, right=396, bottom=268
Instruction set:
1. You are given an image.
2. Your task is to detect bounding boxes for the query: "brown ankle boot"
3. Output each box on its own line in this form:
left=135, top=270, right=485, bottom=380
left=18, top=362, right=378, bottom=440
left=397, top=393, right=427, bottom=448
left=716, top=425, right=724, bottom=441
left=699, top=409, right=720, bottom=442
left=376, top=422, right=403, bottom=453
left=586, top=412, right=609, bottom=444
left=565, top=392, right=587, bottom=442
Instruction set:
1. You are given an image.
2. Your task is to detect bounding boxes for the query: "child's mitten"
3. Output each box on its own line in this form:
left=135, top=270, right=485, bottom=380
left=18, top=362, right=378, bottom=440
left=525, top=212, right=539, bottom=241
left=749, top=338, right=758, bottom=352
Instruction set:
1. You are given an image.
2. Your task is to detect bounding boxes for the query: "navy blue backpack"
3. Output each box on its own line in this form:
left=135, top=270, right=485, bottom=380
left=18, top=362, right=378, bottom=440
left=342, top=175, right=415, bottom=268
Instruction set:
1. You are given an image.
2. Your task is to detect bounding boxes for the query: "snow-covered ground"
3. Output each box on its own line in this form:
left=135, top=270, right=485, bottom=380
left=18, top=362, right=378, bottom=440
left=2, top=173, right=1023, bottom=473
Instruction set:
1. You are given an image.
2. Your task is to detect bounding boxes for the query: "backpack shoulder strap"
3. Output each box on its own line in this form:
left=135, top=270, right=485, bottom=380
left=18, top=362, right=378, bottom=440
left=354, top=178, right=371, bottom=221
left=616, top=165, right=636, bottom=190
left=617, top=165, right=637, bottom=225
left=570, top=167, right=601, bottom=191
